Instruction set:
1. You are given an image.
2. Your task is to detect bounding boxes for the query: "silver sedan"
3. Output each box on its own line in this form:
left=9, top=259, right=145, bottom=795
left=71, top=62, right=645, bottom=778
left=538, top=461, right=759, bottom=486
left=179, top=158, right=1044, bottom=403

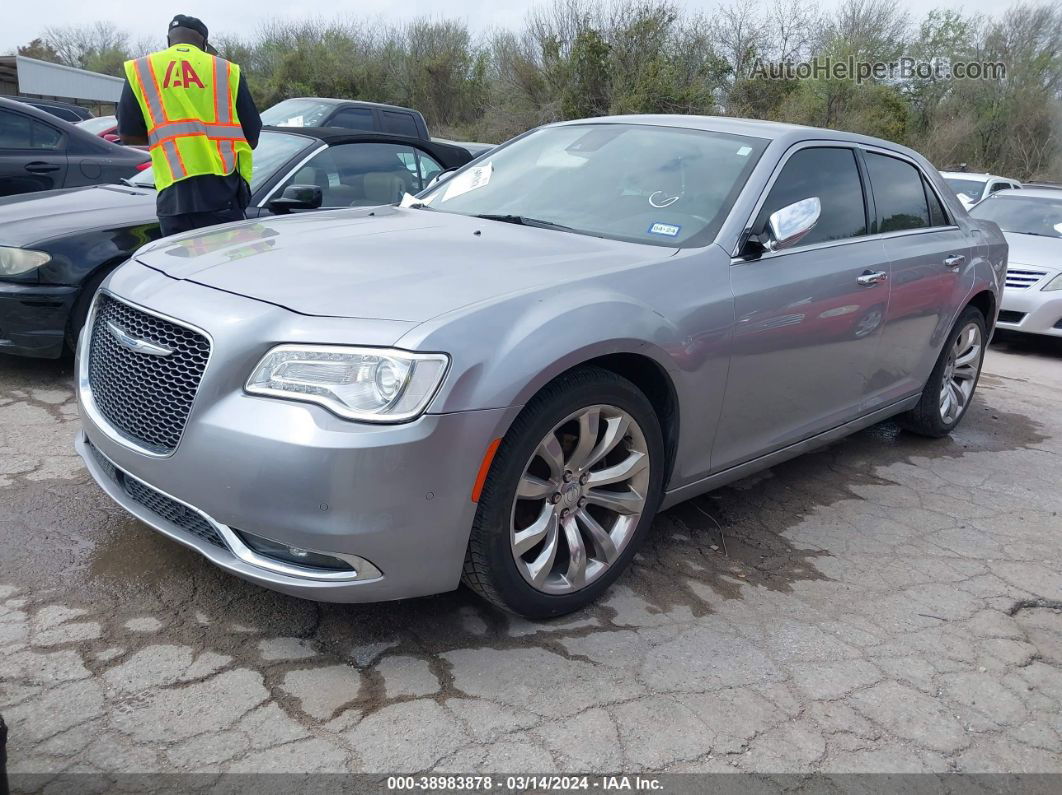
left=970, top=188, right=1062, bottom=338
left=75, top=115, right=1005, bottom=617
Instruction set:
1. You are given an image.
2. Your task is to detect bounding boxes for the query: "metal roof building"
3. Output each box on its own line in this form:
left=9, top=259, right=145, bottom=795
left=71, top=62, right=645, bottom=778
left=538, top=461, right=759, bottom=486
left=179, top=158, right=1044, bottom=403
left=0, top=55, right=124, bottom=114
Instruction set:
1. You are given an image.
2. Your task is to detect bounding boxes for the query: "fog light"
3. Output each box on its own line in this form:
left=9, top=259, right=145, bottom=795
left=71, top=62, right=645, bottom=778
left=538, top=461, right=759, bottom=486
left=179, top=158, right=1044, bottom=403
left=235, top=531, right=355, bottom=571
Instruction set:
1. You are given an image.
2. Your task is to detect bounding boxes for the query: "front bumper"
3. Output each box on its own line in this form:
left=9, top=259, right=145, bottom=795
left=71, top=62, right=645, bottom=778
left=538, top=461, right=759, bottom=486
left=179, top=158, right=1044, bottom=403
left=75, top=274, right=518, bottom=603
left=0, top=280, right=78, bottom=358
left=77, top=398, right=514, bottom=602
left=998, top=286, right=1062, bottom=338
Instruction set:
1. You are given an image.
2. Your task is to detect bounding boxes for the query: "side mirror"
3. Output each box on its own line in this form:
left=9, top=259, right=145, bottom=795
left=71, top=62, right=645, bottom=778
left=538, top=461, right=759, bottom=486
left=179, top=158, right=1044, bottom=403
left=268, top=184, right=323, bottom=214
left=426, top=167, right=458, bottom=190
left=767, top=196, right=820, bottom=251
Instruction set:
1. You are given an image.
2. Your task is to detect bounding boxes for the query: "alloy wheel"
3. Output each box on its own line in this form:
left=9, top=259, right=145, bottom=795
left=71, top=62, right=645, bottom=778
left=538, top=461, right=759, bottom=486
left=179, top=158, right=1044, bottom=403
left=510, top=405, right=650, bottom=594
left=939, top=321, right=982, bottom=424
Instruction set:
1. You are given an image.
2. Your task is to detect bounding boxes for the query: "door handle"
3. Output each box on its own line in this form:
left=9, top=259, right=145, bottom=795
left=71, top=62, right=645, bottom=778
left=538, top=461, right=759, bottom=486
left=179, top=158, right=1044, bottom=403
left=857, top=270, right=888, bottom=287
left=944, top=254, right=966, bottom=269
left=25, top=162, right=61, bottom=174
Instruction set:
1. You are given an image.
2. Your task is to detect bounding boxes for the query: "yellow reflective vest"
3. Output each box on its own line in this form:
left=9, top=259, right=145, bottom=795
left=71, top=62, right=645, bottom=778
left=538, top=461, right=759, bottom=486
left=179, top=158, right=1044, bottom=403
left=124, top=44, right=253, bottom=192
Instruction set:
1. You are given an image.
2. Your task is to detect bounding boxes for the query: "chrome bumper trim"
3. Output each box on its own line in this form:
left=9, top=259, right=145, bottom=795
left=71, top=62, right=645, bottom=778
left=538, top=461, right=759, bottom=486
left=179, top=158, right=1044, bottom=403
left=83, top=436, right=383, bottom=584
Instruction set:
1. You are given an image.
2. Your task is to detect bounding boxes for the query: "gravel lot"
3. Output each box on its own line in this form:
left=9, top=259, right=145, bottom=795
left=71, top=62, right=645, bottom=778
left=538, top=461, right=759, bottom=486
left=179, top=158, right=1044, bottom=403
left=1, top=334, right=1060, bottom=781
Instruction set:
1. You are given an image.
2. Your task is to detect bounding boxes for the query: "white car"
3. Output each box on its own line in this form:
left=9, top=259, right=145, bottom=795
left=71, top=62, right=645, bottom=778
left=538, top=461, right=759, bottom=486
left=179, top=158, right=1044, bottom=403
left=970, top=188, right=1062, bottom=338
left=941, top=171, right=1022, bottom=209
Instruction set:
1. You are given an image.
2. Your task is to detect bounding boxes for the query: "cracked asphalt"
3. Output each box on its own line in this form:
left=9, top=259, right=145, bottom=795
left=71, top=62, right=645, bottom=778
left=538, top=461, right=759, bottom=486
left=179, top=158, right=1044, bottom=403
left=1, top=333, right=1060, bottom=781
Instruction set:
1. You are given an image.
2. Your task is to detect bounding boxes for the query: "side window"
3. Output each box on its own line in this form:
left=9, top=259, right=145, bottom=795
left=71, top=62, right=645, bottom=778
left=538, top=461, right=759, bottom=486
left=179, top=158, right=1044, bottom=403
left=329, top=108, right=376, bottom=132
left=923, top=178, right=950, bottom=227
left=415, top=149, right=444, bottom=186
left=30, top=119, right=62, bottom=150
left=989, top=181, right=1009, bottom=194
left=381, top=111, right=419, bottom=137
left=0, top=110, right=33, bottom=148
left=277, top=143, right=435, bottom=208
left=865, top=153, right=930, bottom=233
left=755, top=147, right=867, bottom=247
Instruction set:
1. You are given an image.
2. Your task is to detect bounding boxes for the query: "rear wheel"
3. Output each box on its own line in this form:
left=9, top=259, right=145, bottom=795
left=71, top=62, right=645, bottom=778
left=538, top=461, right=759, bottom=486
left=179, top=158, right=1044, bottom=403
left=898, top=306, right=986, bottom=437
left=462, top=367, right=664, bottom=618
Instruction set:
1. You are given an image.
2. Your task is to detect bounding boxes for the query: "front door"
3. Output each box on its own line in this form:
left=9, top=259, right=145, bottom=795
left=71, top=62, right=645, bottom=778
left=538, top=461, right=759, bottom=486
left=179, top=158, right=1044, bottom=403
left=713, top=145, right=889, bottom=471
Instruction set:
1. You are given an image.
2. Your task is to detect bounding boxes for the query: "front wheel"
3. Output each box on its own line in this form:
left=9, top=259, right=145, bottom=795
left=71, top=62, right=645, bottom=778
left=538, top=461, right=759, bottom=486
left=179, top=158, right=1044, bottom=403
left=462, top=367, right=665, bottom=618
left=898, top=306, right=987, bottom=437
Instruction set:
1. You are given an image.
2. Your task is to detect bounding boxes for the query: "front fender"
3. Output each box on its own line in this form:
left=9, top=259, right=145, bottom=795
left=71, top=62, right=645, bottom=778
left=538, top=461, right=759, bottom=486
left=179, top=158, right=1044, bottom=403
left=413, top=286, right=685, bottom=414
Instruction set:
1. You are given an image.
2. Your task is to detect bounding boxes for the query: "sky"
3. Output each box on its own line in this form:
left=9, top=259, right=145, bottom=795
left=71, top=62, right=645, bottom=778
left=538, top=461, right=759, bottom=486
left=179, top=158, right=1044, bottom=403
left=1, top=0, right=1026, bottom=56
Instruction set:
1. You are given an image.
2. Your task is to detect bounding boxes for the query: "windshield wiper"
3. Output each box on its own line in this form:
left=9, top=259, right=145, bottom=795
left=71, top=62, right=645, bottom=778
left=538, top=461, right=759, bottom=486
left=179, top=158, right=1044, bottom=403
left=472, top=214, right=576, bottom=233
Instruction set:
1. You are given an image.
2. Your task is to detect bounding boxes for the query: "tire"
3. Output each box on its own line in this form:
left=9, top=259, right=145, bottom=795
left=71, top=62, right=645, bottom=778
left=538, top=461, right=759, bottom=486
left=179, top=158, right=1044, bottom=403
left=462, top=366, right=665, bottom=618
left=65, top=266, right=114, bottom=353
left=897, top=305, right=987, bottom=438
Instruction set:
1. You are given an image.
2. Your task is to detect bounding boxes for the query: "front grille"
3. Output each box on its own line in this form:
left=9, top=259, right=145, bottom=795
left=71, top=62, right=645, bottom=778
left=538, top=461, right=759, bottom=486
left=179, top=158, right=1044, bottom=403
left=997, top=310, right=1026, bottom=324
left=87, top=440, right=226, bottom=548
left=1005, top=269, right=1047, bottom=289
left=87, top=294, right=210, bottom=454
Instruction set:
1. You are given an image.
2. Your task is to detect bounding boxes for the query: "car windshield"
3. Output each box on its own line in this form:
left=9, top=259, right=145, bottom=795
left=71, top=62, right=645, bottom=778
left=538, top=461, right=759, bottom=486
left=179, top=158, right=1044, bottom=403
left=418, top=123, right=767, bottom=247
left=77, top=116, right=116, bottom=134
left=260, top=99, right=336, bottom=128
left=970, top=195, right=1062, bottom=238
left=125, top=130, right=312, bottom=191
left=944, top=177, right=987, bottom=202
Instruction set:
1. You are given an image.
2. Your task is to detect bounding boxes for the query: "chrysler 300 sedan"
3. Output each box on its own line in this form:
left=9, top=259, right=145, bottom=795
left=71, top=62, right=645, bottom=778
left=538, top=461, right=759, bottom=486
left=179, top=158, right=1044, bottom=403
left=75, top=116, right=1005, bottom=617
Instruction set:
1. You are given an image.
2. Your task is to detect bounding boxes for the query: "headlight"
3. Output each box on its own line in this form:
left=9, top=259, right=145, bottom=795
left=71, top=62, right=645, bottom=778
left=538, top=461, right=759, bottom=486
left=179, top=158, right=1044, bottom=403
left=0, top=247, right=50, bottom=278
left=246, top=345, right=449, bottom=422
left=1043, top=273, right=1062, bottom=291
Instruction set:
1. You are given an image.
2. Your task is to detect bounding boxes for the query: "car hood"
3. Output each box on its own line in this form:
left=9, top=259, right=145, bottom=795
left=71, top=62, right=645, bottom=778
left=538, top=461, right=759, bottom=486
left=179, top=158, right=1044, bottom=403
left=135, top=207, right=673, bottom=322
left=0, top=184, right=156, bottom=247
left=1004, top=231, right=1062, bottom=272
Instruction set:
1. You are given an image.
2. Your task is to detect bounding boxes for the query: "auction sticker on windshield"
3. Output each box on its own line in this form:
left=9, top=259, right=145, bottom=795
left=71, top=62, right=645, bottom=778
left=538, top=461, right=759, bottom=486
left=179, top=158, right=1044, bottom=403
left=444, top=162, right=493, bottom=201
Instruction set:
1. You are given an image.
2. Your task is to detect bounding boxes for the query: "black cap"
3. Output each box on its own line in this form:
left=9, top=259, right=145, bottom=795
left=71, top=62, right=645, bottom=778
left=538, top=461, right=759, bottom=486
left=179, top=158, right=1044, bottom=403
left=169, top=15, right=208, bottom=40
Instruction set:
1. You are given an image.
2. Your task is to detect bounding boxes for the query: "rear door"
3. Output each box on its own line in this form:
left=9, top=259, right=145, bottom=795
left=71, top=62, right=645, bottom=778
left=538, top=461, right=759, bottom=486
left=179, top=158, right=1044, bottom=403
left=0, top=107, right=68, bottom=196
left=861, top=150, right=972, bottom=409
left=712, top=145, right=890, bottom=471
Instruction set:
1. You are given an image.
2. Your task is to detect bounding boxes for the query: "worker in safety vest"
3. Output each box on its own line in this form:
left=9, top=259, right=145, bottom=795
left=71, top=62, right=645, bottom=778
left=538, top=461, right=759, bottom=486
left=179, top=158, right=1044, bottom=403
left=117, top=15, right=261, bottom=236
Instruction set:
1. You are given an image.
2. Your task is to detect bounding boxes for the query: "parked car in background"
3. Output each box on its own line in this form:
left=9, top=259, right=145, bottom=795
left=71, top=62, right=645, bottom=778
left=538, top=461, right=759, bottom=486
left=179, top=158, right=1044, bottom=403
left=74, top=115, right=1003, bottom=618
left=261, top=98, right=429, bottom=140
left=76, top=115, right=120, bottom=143
left=0, top=98, right=148, bottom=198
left=432, top=137, right=494, bottom=158
left=970, top=188, right=1062, bottom=338
left=0, top=127, right=473, bottom=358
left=941, top=170, right=1022, bottom=209
left=1, top=95, right=93, bottom=123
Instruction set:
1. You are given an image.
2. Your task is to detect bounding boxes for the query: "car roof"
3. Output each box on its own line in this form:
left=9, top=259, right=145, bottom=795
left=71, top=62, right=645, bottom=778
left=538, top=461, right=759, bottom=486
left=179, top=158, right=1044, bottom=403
left=939, top=171, right=1012, bottom=182
left=0, top=95, right=83, bottom=124
left=989, top=187, right=1062, bottom=200
left=261, top=126, right=473, bottom=163
left=552, top=114, right=930, bottom=161
left=281, top=97, right=424, bottom=114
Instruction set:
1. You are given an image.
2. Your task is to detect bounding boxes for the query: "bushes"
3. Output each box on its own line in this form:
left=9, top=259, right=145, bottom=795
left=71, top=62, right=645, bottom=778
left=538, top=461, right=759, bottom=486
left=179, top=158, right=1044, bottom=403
left=16, top=0, right=1062, bottom=178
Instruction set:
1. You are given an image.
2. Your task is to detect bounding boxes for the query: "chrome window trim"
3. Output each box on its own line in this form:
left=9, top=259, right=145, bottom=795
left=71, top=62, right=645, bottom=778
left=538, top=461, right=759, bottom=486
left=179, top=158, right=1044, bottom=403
left=87, top=441, right=381, bottom=583
left=77, top=289, right=214, bottom=459
left=731, top=139, right=959, bottom=261
left=256, top=142, right=329, bottom=209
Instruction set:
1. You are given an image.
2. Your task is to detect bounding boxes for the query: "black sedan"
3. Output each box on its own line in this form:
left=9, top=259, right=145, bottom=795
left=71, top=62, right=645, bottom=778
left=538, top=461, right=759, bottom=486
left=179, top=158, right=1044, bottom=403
left=0, top=127, right=473, bottom=358
left=0, top=97, right=149, bottom=197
